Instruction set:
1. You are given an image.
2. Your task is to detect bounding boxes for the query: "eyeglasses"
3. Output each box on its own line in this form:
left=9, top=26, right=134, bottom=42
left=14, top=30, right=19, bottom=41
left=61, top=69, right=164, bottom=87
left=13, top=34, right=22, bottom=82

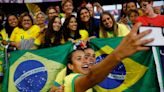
left=141, top=3, right=148, bottom=9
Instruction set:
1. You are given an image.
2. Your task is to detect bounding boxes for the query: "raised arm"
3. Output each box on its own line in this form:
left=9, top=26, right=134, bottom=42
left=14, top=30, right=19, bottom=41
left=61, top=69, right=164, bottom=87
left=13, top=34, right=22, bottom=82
left=74, top=23, right=153, bottom=92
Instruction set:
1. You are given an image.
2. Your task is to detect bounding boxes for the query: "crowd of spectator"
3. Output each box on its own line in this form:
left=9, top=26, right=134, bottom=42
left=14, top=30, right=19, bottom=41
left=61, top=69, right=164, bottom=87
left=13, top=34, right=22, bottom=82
left=0, top=0, right=163, bottom=91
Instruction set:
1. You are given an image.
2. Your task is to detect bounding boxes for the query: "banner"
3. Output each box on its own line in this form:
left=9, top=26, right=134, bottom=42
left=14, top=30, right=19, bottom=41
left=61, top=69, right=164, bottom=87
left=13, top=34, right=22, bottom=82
left=152, top=46, right=164, bottom=92
left=3, top=42, right=73, bottom=92
left=159, top=47, right=164, bottom=78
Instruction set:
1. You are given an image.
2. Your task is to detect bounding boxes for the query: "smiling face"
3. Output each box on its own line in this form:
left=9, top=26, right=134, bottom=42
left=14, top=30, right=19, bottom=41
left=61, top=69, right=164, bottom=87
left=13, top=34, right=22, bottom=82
left=101, top=14, right=113, bottom=29
left=62, top=1, right=73, bottom=15
left=68, top=50, right=91, bottom=74
left=52, top=17, right=61, bottom=32
left=22, top=16, right=32, bottom=30
left=80, top=8, right=90, bottom=23
left=68, top=17, right=77, bottom=31
left=8, top=15, right=18, bottom=27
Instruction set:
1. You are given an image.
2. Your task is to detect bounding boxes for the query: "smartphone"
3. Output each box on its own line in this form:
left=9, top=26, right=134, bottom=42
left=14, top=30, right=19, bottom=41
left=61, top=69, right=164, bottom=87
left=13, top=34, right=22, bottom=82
left=139, top=26, right=164, bottom=46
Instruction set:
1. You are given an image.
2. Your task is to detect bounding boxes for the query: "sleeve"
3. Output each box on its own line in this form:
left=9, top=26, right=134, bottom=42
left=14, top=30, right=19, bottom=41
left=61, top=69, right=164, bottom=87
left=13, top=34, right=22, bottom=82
left=54, top=68, right=66, bottom=87
left=32, top=25, right=41, bottom=46
left=34, top=35, right=42, bottom=46
left=64, top=73, right=81, bottom=92
left=1, top=29, right=8, bottom=40
left=31, top=25, right=41, bottom=39
left=117, top=23, right=130, bottom=37
left=10, top=27, right=19, bottom=42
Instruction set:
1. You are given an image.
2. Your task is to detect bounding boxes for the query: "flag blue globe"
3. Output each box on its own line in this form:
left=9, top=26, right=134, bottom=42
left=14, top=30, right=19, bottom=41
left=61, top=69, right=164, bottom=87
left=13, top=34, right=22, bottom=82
left=96, top=54, right=126, bottom=89
left=14, top=60, right=48, bottom=92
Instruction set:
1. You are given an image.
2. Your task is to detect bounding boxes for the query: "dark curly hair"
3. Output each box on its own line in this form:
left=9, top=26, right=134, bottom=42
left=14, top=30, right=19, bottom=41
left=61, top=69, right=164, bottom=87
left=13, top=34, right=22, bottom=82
left=62, top=15, right=81, bottom=41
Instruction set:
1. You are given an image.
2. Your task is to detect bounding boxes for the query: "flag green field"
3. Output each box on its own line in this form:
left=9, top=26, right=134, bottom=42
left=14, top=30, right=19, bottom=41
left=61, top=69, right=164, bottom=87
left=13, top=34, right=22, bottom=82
left=3, top=42, right=73, bottom=92
left=2, top=38, right=162, bottom=92
left=90, top=38, right=160, bottom=92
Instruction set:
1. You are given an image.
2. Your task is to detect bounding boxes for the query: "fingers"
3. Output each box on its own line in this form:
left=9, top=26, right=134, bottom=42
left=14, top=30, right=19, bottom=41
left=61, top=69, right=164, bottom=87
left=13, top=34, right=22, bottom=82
left=136, top=46, right=150, bottom=51
left=136, top=29, right=152, bottom=40
left=135, top=38, right=154, bottom=46
left=131, top=22, right=142, bottom=33
left=128, top=22, right=153, bottom=44
left=121, top=18, right=128, bottom=24
left=128, top=28, right=153, bottom=48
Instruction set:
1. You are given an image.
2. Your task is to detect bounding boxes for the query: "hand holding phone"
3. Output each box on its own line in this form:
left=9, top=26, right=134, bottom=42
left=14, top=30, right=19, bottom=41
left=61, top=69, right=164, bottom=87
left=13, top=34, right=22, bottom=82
left=139, top=26, right=164, bottom=46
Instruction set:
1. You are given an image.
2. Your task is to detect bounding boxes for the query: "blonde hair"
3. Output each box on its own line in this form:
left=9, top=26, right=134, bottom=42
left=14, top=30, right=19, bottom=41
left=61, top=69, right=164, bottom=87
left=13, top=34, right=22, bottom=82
left=34, top=11, right=47, bottom=24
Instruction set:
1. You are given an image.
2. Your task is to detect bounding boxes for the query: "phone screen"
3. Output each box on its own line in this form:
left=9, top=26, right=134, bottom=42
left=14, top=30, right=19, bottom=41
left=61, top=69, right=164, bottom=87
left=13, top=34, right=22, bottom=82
left=139, top=26, right=164, bottom=46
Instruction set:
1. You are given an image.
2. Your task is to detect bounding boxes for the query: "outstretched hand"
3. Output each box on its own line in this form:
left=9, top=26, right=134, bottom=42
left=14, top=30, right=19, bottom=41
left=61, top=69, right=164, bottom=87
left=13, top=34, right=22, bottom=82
left=113, top=23, right=154, bottom=61
left=55, top=85, right=64, bottom=92
left=49, top=85, right=64, bottom=92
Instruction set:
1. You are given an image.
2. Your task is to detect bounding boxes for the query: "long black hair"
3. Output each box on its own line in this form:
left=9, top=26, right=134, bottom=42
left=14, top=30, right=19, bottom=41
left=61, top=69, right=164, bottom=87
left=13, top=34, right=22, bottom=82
left=77, top=7, right=98, bottom=37
left=5, top=14, right=18, bottom=37
left=44, top=16, right=63, bottom=47
left=62, top=15, right=81, bottom=41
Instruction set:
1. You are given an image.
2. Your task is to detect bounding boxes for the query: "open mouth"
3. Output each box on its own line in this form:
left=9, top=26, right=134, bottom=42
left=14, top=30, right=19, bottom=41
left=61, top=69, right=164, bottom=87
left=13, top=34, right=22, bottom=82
left=12, top=22, right=16, bottom=25
left=82, top=64, right=89, bottom=69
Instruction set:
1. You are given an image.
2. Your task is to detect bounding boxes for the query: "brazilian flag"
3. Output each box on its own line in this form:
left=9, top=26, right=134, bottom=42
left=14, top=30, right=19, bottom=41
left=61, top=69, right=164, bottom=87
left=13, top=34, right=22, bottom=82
left=89, top=38, right=160, bottom=92
left=2, top=42, right=73, bottom=92
left=2, top=38, right=162, bottom=92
